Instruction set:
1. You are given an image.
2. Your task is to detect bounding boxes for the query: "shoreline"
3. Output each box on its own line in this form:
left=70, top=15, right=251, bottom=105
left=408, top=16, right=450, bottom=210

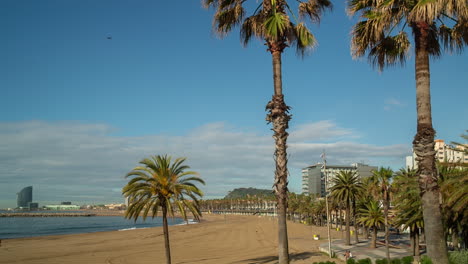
left=0, top=214, right=345, bottom=264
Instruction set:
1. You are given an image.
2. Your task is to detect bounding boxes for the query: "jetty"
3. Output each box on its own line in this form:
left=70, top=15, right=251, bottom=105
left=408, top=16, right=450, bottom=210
left=0, top=212, right=96, bottom=217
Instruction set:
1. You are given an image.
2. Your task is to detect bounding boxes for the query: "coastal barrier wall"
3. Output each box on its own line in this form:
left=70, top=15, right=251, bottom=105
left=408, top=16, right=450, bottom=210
left=0, top=213, right=97, bottom=217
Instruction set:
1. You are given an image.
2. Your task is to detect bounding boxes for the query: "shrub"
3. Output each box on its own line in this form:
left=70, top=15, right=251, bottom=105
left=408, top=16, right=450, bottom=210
left=313, top=262, right=336, bottom=264
left=375, top=259, right=389, bottom=264
left=420, top=255, right=433, bottom=264
left=357, top=258, right=372, bottom=264
left=401, top=256, right=414, bottom=264
left=346, top=259, right=356, bottom=264
left=390, top=258, right=401, bottom=264
left=449, top=250, right=468, bottom=264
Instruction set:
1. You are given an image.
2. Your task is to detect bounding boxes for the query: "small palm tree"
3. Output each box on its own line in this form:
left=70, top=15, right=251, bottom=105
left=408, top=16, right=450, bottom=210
left=358, top=200, right=384, bottom=249
left=203, top=1, right=332, bottom=263
left=439, top=164, right=468, bottom=251
left=122, top=155, right=205, bottom=264
left=370, top=167, right=393, bottom=262
left=330, top=171, right=364, bottom=245
left=393, top=168, right=423, bottom=259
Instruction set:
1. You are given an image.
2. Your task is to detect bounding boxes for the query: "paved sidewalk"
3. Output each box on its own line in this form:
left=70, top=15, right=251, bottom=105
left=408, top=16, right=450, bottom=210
left=319, top=233, right=415, bottom=262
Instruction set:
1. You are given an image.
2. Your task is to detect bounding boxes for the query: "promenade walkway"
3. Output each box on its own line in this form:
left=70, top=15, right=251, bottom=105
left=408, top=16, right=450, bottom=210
left=319, top=232, right=416, bottom=262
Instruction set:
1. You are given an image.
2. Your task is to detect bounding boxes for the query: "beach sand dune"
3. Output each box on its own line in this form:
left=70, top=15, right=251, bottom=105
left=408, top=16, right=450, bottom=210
left=1, top=214, right=344, bottom=264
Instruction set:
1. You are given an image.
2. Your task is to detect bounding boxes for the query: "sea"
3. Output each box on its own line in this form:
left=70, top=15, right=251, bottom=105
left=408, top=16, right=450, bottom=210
left=0, top=211, right=186, bottom=239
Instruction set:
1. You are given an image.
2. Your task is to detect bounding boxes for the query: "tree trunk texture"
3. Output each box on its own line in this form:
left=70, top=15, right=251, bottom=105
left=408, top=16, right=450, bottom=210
left=345, top=200, right=351, bottom=245
left=162, top=205, right=172, bottom=264
left=340, top=209, right=343, bottom=231
left=335, top=211, right=339, bottom=229
left=452, top=231, right=459, bottom=250
left=372, top=227, right=377, bottom=248
left=412, top=22, right=449, bottom=264
left=415, top=228, right=420, bottom=260
left=353, top=200, right=359, bottom=244
left=266, top=43, right=290, bottom=264
left=384, top=190, right=390, bottom=262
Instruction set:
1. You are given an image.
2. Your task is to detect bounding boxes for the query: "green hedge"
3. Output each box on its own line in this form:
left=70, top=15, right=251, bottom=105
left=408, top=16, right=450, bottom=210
left=449, top=250, right=468, bottom=264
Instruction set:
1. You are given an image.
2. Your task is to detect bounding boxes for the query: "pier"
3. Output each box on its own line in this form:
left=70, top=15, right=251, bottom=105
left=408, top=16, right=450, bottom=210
left=0, top=212, right=96, bottom=217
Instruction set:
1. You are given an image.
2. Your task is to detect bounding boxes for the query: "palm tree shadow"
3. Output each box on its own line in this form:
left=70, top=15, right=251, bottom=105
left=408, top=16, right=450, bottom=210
left=233, top=252, right=321, bottom=264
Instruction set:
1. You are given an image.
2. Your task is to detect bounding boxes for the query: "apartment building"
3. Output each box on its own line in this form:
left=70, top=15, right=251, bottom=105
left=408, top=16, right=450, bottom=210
left=301, top=163, right=377, bottom=197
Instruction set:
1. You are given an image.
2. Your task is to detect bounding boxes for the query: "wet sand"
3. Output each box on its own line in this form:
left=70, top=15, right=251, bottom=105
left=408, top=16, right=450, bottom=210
left=0, top=214, right=344, bottom=264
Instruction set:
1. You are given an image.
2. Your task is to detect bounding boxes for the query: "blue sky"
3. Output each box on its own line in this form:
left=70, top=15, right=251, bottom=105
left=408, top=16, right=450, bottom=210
left=1, top=0, right=467, bottom=208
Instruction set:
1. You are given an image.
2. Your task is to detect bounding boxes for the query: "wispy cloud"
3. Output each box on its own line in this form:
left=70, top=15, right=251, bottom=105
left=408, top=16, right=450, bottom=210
left=0, top=120, right=410, bottom=207
left=384, top=98, right=405, bottom=111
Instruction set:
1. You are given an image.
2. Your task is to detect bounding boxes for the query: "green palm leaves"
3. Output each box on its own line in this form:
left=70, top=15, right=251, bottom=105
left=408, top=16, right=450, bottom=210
left=330, top=171, right=364, bottom=204
left=358, top=200, right=384, bottom=231
left=204, top=0, right=332, bottom=55
left=122, top=155, right=205, bottom=222
left=330, top=171, right=364, bottom=245
left=349, top=0, right=468, bottom=70
left=393, top=168, right=423, bottom=232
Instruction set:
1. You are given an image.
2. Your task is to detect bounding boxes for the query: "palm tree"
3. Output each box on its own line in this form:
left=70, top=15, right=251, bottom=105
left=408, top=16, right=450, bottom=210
left=330, top=170, right=364, bottom=245
left=439, top=164, right=468, bottom=250
left=393, top=168, right=423, bottom=260
left=358, top=200, right=385, bottom=249
left=204, top=1, right=332, bottom=263
left=348, top=0, right=468, bottom=262
left=370, top=167, right=393, bottom=262
left=122, top=155, right=205, bottom=264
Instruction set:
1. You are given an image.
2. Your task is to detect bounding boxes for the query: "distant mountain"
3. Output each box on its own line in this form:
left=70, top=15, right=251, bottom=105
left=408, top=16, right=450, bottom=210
left=224, top=188, right=274, bottom=199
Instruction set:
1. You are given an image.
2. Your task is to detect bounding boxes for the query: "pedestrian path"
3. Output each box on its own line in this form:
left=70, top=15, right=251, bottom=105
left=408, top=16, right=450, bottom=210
left=319, top=233, right=414, bottom=262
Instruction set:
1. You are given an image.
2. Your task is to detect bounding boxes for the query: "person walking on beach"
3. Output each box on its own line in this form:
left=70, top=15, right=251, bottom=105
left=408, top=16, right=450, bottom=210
left=344, top=250, right=350, bottom=261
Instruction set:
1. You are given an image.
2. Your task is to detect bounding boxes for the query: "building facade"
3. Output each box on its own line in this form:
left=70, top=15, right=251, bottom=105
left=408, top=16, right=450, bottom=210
left=406, top=139, right=467, bottom=169
left=302, top=163, right=377, bottom=197
left=17, top=186, right=33, bottom=209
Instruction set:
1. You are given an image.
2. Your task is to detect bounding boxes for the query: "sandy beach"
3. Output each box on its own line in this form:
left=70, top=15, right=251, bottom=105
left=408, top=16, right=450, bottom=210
left=1, top=214, right=344, bottom=264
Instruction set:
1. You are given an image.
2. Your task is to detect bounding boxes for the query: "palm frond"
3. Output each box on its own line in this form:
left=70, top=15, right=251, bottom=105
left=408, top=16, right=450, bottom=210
left=294, top=22, right=317, bottom=57
left=264, top=10, right=291, bottom=40
left=298, top=0, right=333, bottom=23
left=368, top=31, right=410, bottom=70
left=122, top=155, right=204, bottom=222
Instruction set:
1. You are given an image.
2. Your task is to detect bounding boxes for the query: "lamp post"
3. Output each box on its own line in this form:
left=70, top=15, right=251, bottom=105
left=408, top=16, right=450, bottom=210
left=322, top=151, right=333, bottom=257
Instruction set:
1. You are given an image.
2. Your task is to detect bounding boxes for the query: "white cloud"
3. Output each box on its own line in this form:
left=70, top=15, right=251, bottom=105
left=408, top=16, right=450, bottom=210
left=384, top=98, right=405, bottom=111
left=289, top=120, right=356, bottom=142
left=0, top=120, right=410, bottom=207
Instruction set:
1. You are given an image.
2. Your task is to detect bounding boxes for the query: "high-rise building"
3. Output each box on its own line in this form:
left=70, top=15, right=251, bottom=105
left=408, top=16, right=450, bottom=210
left=17, top=186, right=33, bottom=209
left=302, top=163, right=377, bottom=197
left=406, top=139, right=467, bottom=169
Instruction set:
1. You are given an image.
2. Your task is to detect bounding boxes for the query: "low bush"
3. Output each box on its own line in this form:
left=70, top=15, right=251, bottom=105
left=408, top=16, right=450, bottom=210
left=449, top=250, right=468, bottom=264
left=356, top=258, right=372, bottom=264
left=420, top=255, right=433, bottom=264
left=313, top=261, right=336, bottom=264
left=401, top=256, right=414, bottom=264
left=346, top=259, right=356, bottom=264
left=390, top=259, right=401, bottom=264
left=375, top=259, right=388, bottom=264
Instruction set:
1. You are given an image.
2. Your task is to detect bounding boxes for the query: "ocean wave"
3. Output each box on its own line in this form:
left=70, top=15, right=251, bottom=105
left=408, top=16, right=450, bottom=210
left=118, top=227, right=148, bottom=231
left=176, top=219, right=199, bottom=226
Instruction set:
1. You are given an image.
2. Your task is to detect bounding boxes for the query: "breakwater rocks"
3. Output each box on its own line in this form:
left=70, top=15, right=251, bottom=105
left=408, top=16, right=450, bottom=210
left=0, top=213, right=97, bottom=217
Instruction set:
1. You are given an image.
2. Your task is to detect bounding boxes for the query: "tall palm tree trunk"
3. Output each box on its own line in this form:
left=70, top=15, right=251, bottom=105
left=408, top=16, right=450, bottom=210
left=384, top=190, right=390, bottom=262
left=162, top=204, right=172, bottom=264
left=412, top=22, right=449, bottom=264
left=266, top=41, right=290, bottom=264
left=352, top=199, right=359, bottom=243
left=372, top=226, right=377, bottom=248
left=415, top=227, right=421, bottom=261
left=345, top=200, right=351, bottom=245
